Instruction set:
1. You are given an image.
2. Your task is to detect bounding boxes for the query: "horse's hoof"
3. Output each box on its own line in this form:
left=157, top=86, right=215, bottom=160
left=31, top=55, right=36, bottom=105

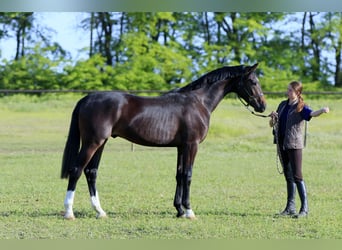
left=64, top=215, right=76, bottom=220
left=177, top=209, right=196, bottom=219
left=185, top=214, right=196, bottom=220
left=62, top=211, right=76, bottom=220
left=177, top=214, right=196, bottom=220
left=186, top=214, right=196, bottom=220
left=176, top=211, right=185, bottom=218
left=185, top=209, right=196, bottom=220
left=96, top=213, right=108, bottom=219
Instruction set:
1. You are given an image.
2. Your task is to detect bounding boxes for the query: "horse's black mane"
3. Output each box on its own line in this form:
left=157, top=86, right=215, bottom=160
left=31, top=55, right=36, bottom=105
left=172, top=65, right=246, bottom=93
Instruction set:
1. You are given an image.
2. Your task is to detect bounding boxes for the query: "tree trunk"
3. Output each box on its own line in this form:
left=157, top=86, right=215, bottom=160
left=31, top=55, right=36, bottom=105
left=309, top=12, right=321, bottom=81
left=15, top=27, right=21, bottom=60
left=334, top=14, right=342, bottom=87
left=335, top=48, right=341, bottom=86
left=89, top=12, right=94, bottom=57
left=99, top=12, right=113, bottom=66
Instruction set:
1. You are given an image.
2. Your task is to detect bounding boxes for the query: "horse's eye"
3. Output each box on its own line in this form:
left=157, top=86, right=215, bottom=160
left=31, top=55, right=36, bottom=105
left=248, top=80, right=257, bottom=86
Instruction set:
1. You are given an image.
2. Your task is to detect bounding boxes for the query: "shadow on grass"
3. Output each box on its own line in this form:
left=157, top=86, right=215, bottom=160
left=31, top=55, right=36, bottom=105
left=195, top=209, right=267, bottom=218
left=1, top=208, right=277, bottom=220
left=0, top=210, right=92, bottom=219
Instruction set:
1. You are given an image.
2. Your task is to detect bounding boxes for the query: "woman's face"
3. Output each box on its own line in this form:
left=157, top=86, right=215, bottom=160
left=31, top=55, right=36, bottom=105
left=287, top=85, right=298, bottom=101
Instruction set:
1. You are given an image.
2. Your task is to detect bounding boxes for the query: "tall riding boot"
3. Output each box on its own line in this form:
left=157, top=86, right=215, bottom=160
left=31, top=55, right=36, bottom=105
left=279, top=181, right=296, bottom=216
left=295, top=180, right=308, bottom=218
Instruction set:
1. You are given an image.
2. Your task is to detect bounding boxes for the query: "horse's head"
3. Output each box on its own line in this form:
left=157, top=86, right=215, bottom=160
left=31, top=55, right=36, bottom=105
left=236, top=63, right=266, bottom=113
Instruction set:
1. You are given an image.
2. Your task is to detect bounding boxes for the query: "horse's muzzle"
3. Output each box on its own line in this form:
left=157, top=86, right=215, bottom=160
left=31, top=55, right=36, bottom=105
left=254, top=101, right=266, bottom=113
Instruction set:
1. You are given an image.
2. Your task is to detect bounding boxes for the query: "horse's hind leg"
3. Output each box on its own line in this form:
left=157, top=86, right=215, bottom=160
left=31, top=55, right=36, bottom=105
left=84, top=140, right=107, bottom=219
left=64, top=141, right=105, bottom=220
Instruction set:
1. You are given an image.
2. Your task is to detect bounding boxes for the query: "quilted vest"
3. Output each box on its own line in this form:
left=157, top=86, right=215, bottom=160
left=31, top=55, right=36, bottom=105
left=276, top=100, right=306, bottom=149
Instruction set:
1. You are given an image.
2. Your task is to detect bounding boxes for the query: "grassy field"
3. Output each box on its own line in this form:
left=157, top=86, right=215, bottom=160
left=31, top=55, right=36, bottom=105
left=0, top=94, right=341, bottom=239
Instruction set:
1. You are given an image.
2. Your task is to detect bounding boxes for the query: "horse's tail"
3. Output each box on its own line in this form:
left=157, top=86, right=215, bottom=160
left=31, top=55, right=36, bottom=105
left=61, top=99, right=83, bottom=179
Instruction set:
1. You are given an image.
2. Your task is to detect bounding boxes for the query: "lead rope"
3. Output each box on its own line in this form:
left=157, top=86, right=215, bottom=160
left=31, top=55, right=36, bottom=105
left=271, top=115, right=284, bottom=174
left=238, top=96, right=283, bottom=174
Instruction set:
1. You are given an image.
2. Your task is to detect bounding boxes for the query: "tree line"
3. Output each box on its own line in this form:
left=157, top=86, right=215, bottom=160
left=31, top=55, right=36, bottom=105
left=0, top=12, right=341, bottom=93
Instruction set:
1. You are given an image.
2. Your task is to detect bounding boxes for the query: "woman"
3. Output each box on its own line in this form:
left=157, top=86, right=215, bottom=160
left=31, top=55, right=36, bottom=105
left=269, top=81, right=329, bottom=218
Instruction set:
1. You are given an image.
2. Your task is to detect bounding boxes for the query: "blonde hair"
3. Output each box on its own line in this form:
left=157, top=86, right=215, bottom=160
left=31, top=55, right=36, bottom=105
left=289, top=81, right=305, bottom=112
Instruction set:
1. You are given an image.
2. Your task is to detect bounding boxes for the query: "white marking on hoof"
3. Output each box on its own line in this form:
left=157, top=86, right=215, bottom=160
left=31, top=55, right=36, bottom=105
left=64, top=191, right=75, bottom=220
left=96, top=212, right=108, bottom=219
left=185, top=209, right=196, bottom=219
left=90, top=191, right=107, bottom=219
left=63, top=211, right=75, bottom=220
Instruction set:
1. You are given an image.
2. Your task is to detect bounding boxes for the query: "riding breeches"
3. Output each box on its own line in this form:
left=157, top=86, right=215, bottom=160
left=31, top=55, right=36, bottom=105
left=279, top=148, right=303, bottom=183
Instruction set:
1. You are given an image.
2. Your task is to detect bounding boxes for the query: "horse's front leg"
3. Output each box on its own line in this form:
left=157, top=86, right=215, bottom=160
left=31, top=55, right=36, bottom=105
left=174, top=144, right=197, bottom=219
left=182, top=143, right=197, bottom=219
left=181, top=166, right=195, bottom=219
left=174, top=147, right=185, bottom=217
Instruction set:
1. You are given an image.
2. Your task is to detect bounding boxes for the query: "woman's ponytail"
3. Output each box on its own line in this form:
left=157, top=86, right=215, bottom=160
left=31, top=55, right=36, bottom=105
left=289, top=81, right=305, bottom=112
left=297, top=94, right=305, bottom=112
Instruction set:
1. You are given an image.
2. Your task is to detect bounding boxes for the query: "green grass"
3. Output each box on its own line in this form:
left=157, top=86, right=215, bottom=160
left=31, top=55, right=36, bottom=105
left=0, top=94, right=341, bottom=239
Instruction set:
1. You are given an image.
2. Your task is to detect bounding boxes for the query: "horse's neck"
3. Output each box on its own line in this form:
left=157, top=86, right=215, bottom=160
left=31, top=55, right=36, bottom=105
left=202, top=78, right=236, bottom=112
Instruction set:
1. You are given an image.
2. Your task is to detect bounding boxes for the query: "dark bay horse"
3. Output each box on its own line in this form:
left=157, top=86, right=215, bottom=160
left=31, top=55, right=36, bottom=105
left=61, top=63, right=266, bottom=220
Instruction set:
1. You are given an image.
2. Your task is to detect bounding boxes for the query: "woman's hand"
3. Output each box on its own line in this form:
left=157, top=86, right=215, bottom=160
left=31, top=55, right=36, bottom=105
left=311, top=107, right=330, bottom=117
left=322, top=107, right=329, bottom=113
left=270, top=111, right=278, bottom=118
left=269, top=111, right=278, bottom=127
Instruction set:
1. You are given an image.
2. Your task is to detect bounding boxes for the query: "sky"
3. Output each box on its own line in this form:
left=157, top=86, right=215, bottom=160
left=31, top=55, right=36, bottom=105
left=0, top=12, right=89, bottom=61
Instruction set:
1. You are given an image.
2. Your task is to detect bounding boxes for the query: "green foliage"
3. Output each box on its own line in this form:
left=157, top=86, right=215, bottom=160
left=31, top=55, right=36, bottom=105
left=258, top=64, right=300, bottom=91
left=110, top=32, right=192, bottom=90
left=62, top=54, right=115, bottom=90
left=0, top=12, right=342, bottom=91
left=0, top=44, right=63, bottom=90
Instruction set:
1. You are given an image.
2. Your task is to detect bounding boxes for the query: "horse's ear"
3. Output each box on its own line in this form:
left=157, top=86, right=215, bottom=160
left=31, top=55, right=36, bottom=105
left=245, top=63, right=258, bottom=74
left=251, top=63, right=258, bottom=70
left=248, top=63, right=259, bottom=73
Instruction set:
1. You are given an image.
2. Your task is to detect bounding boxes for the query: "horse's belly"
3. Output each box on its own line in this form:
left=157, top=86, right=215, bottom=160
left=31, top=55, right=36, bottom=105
left=124, top=113, right=179, bottom=146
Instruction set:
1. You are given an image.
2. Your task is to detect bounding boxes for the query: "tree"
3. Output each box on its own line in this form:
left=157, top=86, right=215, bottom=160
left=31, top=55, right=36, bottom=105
left=0, top=12, right=34, bottom=60
left=306, top=12, right=322, bottom=81
left=0, top=43, right=65, bottom=90
left=1, top=12, right=342, bottom=91
left=61, top=54, right=115, bottom=90
left=110, top=31, right=192, bottom=90
left=82, top=12, right=127, bottom=66
left=321, top=12, right=342, bottom=87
